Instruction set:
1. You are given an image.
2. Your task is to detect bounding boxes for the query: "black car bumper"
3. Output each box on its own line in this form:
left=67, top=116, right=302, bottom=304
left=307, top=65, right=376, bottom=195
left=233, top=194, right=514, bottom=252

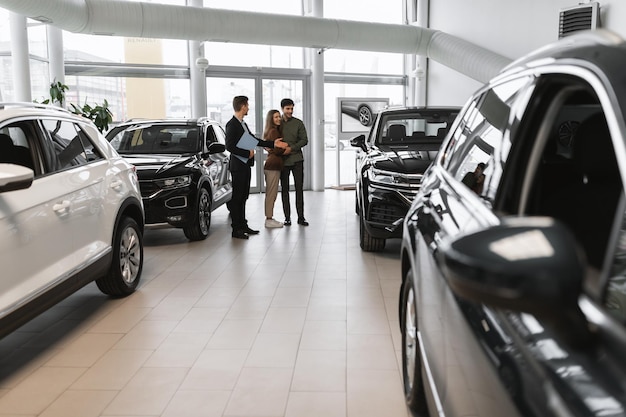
left=141, top=185, right=197, bottom=226
left=363, top=185, right=417, bottom=239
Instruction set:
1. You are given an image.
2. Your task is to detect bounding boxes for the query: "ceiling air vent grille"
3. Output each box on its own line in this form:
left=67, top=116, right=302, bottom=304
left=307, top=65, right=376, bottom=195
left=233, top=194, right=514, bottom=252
left=559, top=2, right=600, bottom=39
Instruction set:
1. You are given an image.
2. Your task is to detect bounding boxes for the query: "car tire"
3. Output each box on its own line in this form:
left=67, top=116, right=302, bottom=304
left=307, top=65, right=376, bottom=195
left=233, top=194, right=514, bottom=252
left=400, top=273, right=428, bottom=415
left=358, top=105, right=373, bottom=126
left=184, top=187, right=211, bottom=241
left=96, top=216, right=143, bottom=296
left=359, top=213, right=385, bottom=252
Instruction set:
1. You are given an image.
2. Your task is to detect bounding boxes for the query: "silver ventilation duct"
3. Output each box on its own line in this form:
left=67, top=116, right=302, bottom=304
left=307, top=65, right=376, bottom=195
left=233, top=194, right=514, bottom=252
left=0, top=0, right=512, bottom=83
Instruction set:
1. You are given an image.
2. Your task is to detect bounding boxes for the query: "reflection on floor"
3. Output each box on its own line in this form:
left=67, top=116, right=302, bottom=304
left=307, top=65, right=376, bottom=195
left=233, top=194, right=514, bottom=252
left=0, top=190, right=408, bottom=417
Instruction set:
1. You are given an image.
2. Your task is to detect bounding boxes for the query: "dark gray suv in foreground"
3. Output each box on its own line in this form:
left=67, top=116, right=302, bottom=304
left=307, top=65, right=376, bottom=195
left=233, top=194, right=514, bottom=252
left=400, top=30, right=626, bottom=416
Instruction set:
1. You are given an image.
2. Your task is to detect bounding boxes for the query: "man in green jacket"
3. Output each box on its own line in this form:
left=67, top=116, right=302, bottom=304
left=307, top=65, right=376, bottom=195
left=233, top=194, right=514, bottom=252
left=280, top=98, right=309, bottom=226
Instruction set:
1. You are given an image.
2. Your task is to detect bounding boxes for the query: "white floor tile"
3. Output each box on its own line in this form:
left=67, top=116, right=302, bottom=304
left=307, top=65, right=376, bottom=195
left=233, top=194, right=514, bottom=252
left=2, top=191, right=409, bottom=417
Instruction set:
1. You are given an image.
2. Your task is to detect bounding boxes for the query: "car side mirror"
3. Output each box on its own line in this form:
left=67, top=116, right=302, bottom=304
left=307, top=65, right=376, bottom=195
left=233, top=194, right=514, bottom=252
left=206, top=142, right=226, bottom=155
left=350, top=134, right=366, bottom=152
left=441, top=217, right=584, bottom=313
left=439, top=216, right=591, bottom=346
left=0, top=163, right=34, bottom=193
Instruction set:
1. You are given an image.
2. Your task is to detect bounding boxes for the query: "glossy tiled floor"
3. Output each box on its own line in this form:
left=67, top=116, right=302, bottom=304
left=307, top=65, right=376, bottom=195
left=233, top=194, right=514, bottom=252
left=0, top=190, right=409, bottom=417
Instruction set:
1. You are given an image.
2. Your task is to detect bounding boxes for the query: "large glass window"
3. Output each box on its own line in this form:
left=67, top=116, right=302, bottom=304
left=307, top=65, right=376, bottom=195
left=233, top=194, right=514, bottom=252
left=324, top=0, right=402, bottom=23
left=63, top=34, right=188, bottom=66
left=204, top=43, right=303, bottom=69
left=202, top=0, right=304, bottom=68
left=64, top=76, right=190, bottom=121
left=324, top=50, right=403, bottom=74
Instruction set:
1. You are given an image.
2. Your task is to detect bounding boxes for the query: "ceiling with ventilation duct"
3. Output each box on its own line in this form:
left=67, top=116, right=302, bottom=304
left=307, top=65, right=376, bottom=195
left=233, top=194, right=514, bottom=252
left=0, top=0, right=512, bottom=83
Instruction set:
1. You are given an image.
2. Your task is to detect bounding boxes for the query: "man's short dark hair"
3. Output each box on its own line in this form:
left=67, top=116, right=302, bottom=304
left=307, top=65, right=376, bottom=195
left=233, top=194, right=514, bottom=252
left=233, top=95, right=248, bottom=112
left=477, top=162, right=486, bottom=170
left=281, top=98, right=294, bottom=108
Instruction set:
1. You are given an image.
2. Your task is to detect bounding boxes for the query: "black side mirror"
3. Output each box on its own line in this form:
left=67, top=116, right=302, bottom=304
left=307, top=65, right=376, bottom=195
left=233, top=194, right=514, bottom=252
left=440, top=216, right=592, bottom=347
left=441, top=217, right=585, bottom=315
left=207, top=142, right=226, bottom=154
left=350, top=134, right=366, bottom=152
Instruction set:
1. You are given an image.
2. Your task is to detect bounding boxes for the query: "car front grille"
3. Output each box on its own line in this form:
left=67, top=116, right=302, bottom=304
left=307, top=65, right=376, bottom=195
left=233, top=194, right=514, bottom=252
left=369, top=203, right=406, bottom=225
left=139, top=180, right=159, bottom=198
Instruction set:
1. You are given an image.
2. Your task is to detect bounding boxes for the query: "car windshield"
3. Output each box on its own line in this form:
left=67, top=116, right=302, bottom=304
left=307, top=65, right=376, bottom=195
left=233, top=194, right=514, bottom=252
left=377, top=111, right=458, bottom=146
left=109, top=125, right=200, bottom=154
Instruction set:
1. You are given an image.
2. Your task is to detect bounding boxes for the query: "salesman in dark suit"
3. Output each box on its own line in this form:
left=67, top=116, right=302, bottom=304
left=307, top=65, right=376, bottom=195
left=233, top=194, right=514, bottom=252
left=225, top=95, right=287, bottom=239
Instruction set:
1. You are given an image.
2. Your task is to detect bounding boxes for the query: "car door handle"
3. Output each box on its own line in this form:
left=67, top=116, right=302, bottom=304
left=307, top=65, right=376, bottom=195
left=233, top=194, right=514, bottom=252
left=53, top=200, right=71, bottom=215
left=110, top=180, right=123, bottom=191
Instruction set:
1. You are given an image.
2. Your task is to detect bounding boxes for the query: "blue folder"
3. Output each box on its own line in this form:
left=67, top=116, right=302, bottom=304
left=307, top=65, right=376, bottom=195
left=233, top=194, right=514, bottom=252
left=234, top=132, right=258, bottom=163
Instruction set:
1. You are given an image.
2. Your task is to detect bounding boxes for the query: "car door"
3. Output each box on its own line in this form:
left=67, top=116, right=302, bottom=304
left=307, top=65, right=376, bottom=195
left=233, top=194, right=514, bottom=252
left=414, top=75, right=535, bottom=416
left=0, top=118, right=91, bottom=316
left=490, top=68, right=626, bottom=416
left=40, top=119, right=117, bottom=266
left=205, top=124, right=231, bottom=205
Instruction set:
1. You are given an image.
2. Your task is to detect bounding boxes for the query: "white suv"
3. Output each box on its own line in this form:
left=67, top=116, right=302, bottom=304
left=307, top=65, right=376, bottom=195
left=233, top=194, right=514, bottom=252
left=0, top=103, right=145, bottom=338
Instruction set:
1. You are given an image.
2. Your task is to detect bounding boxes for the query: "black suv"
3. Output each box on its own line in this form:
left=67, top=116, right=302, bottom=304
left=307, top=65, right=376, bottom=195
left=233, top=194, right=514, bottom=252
left=106, top=118, right=232, bottom=241
left=400, top=30, right=626, bottom=417
left=351, top=106, right=459, bottom=251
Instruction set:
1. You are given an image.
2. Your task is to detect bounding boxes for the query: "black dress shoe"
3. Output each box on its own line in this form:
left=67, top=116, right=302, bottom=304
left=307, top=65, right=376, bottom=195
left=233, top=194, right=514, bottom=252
left=297, top=218, right=309, bottom=226
left=232, top=230, right=249, bottom=239
left=244, top=227, right=259, bottom=235
left=284, top=219, right=292, bottom=226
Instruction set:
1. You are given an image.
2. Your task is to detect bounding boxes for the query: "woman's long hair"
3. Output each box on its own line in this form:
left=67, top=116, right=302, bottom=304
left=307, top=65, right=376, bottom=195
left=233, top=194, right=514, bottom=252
left=263, top=109, right=280, bottom=140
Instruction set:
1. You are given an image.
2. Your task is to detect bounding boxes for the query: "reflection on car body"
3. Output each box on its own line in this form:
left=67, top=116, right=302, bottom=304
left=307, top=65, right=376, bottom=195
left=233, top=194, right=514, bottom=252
left=399, top=30, right=626, bottom=417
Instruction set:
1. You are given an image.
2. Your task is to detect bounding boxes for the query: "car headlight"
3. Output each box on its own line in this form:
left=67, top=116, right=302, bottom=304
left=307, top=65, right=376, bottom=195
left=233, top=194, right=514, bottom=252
left=369, top=167, right=397, bottom=185
left=155, top=175, right=191, bottom=190
left=368, top=167, right=422, bottom=188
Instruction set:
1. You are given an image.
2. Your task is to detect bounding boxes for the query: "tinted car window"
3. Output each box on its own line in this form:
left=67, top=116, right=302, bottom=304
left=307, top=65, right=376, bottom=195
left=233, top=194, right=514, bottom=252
left=442, top=76, right=533, bottom=201
left=41, top=119, right=102, bottom=171
left=110, top=125, right=201, bottom=154
left=378, top=113, right=452, bottom=145
left=0, top=124, right=35, bottom=171
left=205, top=125, right=218, bottom=146
left=211, top=124, right=226, bottom=146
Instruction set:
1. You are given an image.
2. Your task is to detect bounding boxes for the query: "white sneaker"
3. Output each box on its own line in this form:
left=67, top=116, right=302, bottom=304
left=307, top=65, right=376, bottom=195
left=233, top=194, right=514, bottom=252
left=265, top=218, right=284, bottom=228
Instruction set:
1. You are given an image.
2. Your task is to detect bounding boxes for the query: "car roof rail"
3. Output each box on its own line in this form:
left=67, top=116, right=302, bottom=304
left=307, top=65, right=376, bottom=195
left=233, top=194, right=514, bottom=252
left=0, top=102, right=75, bottom=114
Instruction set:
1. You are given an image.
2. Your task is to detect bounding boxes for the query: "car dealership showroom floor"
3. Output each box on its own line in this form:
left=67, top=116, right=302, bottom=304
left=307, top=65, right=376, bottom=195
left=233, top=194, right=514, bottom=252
left=0, top=190, right=409, bottom=417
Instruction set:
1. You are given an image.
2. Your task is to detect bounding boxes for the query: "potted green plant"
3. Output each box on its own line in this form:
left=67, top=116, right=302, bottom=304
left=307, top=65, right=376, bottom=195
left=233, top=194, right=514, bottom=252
left=70, top=100, right=114, bottom=133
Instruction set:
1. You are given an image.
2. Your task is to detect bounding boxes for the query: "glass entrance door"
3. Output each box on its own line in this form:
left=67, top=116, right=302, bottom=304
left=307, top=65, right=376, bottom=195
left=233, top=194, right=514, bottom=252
left=260, top=78, right=305, bottom=193
left=206, top=73, right=307, bottom=194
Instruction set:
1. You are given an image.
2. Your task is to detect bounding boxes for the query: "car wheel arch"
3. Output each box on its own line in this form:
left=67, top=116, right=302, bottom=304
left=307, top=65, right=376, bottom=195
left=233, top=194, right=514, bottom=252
left=112, top=197, right=145, bottom=241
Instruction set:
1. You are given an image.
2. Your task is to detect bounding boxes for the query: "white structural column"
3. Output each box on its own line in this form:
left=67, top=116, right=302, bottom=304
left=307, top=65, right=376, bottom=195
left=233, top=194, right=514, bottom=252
left=47, top=25, right=65, bottom=94
left=187, top=0, right=207, bottom=118
left=309, top=0, right=325, bottom=191
left=412, top=0, right=429, bottom=106
left=10, top=12, right=31, bottom=102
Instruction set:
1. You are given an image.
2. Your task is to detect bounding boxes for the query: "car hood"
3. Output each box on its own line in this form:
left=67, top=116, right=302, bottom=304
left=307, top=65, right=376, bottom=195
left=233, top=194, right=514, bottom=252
left=370, top=146, right=437, bottom=174
left=120, top=154, right=196, bottom=179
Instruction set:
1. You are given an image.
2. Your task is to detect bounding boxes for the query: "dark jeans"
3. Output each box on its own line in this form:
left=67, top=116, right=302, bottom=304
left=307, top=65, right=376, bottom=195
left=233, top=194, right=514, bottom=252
left=230, top=168, right=251, bottom=231
left=280, top=160, right=304, bottom=220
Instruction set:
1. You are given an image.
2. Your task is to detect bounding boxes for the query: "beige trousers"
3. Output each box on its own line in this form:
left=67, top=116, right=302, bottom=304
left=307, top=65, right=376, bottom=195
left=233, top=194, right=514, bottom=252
left=264, top=169, right=281, bottom=218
